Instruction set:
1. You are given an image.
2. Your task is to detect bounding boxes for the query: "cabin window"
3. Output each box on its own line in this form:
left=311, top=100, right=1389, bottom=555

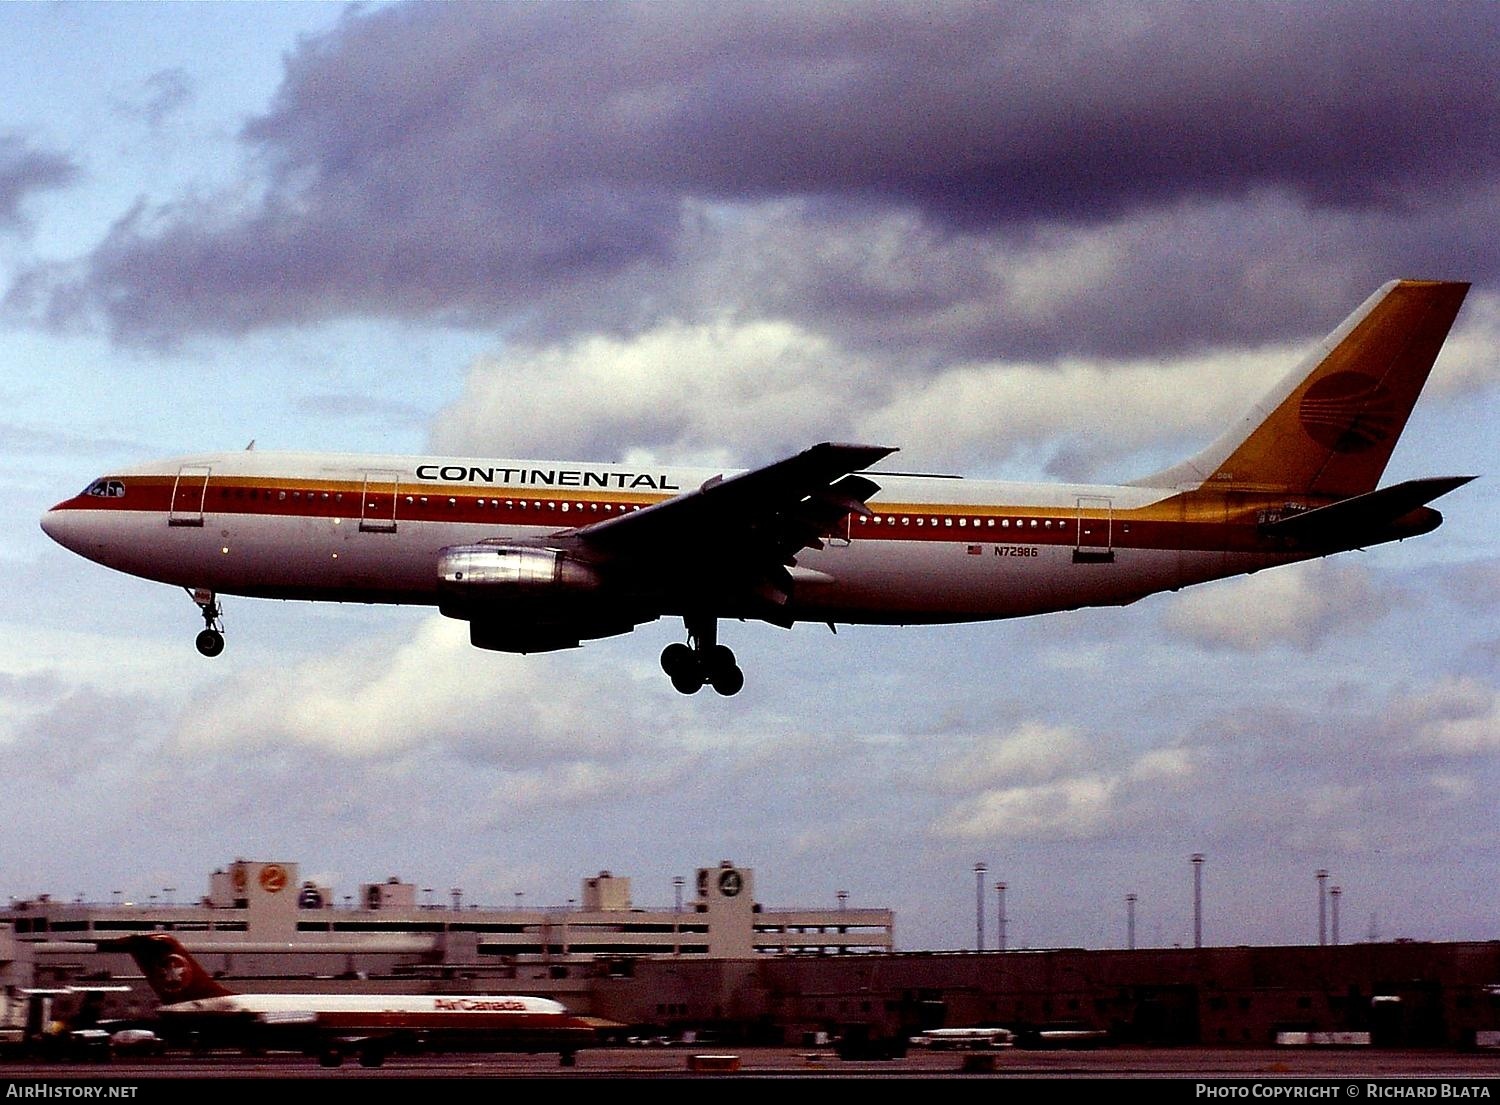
left=959, top=518, right=967, bottom=527
left=405, top=496, right=414, bottom=504
left=278, top=491, right=287, bottom=501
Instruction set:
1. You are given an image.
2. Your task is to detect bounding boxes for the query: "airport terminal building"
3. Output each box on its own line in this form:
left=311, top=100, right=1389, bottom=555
left=4, top=858, right=1498, bottom=1048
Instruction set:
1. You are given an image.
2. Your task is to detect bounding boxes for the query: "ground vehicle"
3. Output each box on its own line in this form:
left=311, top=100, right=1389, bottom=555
left=910, top=1027, right=1015, bottom=1050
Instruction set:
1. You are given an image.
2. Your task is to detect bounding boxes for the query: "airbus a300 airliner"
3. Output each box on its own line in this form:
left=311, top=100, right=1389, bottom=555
left=42, top=280, right=1474, bottom=695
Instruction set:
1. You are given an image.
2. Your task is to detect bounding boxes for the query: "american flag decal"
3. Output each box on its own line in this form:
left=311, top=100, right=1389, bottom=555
left=967, top=544, right=983, bottom=555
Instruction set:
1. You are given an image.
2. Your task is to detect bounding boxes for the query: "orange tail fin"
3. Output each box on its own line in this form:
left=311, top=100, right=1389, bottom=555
left=1138, top=280, right=1470, bottom=496
left=114, top=933, right=233, bottom=1003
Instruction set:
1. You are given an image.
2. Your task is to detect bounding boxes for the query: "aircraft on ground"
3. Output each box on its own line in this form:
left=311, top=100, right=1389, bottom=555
left=42, top=280, right=1474, bottom=694
left=108, top=933, right=597, bottom=1067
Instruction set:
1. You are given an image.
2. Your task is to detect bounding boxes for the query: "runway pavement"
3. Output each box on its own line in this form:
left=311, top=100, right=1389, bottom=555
left=3, top=1046, right=1499, bottom=1080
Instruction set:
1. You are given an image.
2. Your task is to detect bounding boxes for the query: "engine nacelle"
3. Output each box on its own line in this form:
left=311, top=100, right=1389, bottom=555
left=437, top=545, right=603, bottom=592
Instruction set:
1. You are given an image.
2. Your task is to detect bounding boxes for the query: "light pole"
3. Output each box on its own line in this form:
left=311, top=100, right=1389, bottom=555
left=1330, top=885, right=1341, bottom=947
left=1317, top=870, right=1329, bottom=946
left=1191, top=854, right=1204, bottom=948
left=1126, top=893, right=1137, bottom=950
left=837, top=890, right=848, bottom=911
left=995, top=882, right=1008, bottom=952
left=973, top=863, right=988, bottom=950
left=673, top=876, right=684, bottom=914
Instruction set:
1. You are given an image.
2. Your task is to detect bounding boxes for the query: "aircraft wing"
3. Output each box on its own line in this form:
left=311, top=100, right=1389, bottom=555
left=565, top=441, right=896, bottom=605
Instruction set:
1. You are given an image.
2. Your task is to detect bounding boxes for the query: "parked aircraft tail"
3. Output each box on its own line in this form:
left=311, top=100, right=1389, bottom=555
left=1138, top=280, right=1470, bottom=497
left=110, top=933, right=233, bottom=1003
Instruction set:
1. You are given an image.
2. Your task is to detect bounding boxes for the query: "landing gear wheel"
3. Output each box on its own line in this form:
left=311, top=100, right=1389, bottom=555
left=660, top=643, right=694, bottom=678
left=560, top=1050, right=577, bottom=1067
left=317, top=1046, right=343, bottom=1068
left=705, top=644, right=737, bottom=679
left=187, top=588, right=225, bottom=657
left=670, top=668, right=705, bottom=695
left=709, top=664, right=745, bottom=697
left=667, top=618, right=747, bottom=695
left=358, top=1047, right=385, bottom=1068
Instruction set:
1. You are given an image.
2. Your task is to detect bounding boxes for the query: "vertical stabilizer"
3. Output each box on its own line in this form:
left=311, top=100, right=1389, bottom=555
left=117, top=933, right=233, bottom=1003
left=1137, top=280, right=1469, bottom=496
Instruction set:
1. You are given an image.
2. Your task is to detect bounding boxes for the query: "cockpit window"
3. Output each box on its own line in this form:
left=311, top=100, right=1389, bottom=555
left=84, top=479, right=126, bottom=499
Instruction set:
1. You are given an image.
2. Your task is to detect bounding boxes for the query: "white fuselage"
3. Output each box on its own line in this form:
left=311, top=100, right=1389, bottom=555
left=42, top=449, right=1305, bottom=627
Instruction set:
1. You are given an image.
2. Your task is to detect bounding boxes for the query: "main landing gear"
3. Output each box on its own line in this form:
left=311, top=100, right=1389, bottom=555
left=188, top=588, right=225, bottom=657
left=660, top=616, right=744, bottom=696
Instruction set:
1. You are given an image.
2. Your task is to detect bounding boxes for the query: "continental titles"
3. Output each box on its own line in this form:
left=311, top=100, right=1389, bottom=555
left=416, top=465, right=680, bottom=491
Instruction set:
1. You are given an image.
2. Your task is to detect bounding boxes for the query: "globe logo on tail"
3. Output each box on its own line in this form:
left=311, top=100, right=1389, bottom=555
left=157, top=952, right=192, bottom=995
left=1298, top=372, right=1396, bottom=453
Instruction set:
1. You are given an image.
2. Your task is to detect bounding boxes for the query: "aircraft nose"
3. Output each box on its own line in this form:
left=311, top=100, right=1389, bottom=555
left=40, top=506, right=84, bottom=553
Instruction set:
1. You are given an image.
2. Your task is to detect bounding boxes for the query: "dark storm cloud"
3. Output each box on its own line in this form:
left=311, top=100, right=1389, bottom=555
left=0, top=135, right=79, bottom=231
left=19, top=1, right=1500, bottom=350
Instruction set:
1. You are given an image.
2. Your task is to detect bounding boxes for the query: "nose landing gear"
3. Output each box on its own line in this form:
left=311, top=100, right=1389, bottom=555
left=188, top=588, right=224, bottom=657
left=660, top=616, right=744, bottom=696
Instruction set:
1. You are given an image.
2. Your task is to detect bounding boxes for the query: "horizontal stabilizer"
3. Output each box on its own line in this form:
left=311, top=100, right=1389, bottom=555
left=1262, top=476, right=1475, bottom=542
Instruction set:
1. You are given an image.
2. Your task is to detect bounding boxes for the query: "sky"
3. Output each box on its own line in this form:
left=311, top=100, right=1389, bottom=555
left=1, top=1, right=1497, bottom=953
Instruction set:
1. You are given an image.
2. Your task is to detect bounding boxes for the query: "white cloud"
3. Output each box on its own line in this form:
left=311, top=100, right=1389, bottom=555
left=428, top=318, right=867, bottom=467
left=429, top=309, right=1295, bottom=479
left=171, top=615, right=653, bottom=766
left=1395, top=675, right=1500, bottom=755
left=932, top=722, right=1089, bottom=791
left=1161, top=561, right=1395, bottom=651
left=929, top=721, right=1200, bottom=841
left=1427, top=290, right=1500, bottom=398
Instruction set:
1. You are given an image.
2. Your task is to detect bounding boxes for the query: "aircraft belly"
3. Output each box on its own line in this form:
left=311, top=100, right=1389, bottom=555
left=67, top=511, right=555, bottom=602
left=795, top=541, right=1184, bottom=621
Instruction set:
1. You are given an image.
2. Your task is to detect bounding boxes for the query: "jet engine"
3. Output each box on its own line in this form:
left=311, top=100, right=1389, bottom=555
left=437, top=544, right=603, bottom=593
left=436, top=544, right=649, bottom=652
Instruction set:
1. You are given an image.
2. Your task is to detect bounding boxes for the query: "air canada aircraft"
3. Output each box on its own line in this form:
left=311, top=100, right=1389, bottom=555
left=43, top=280, right=1474, bottom=695
left=109, top=933, right=597, bottom=1067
